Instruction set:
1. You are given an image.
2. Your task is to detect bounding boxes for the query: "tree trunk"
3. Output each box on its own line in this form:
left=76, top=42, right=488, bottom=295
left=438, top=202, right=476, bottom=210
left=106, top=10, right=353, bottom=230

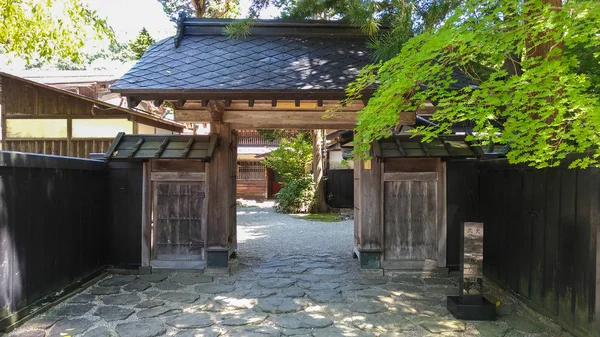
left=526, top=0, right=563, bottom=61
left=311, top=129, right=329, bottom=213
left=192, top=0, right=206, bottom=17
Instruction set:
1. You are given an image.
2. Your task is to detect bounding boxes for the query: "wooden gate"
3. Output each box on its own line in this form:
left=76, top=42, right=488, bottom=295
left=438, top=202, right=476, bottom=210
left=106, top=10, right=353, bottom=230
left=153, top=182, right=205, bottom=260
left=149, top=160, right=207, bottom=265
left=382, top=158, right=445, bottom=270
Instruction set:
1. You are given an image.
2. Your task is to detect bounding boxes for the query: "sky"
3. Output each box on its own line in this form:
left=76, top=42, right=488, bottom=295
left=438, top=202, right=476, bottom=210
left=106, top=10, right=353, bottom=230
left=1, top=0, right=281, bottom=71
left=86, top=0, right=281, bottom=43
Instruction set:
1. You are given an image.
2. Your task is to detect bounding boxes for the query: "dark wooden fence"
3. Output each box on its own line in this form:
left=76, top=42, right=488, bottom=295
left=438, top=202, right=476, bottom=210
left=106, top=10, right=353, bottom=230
left=448, top=159, right=599, bottom=336
left=107, top=161, right=143, bottom=267
left=325, top=169, right=354, bottom=208
left=0, top=152, right=108, bottom=328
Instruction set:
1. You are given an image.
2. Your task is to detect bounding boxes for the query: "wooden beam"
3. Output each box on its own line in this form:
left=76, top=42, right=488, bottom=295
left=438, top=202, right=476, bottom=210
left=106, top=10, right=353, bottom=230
left=206, top=100, right=224, bottom=122
left=383, top=172, right=438, bottom=181
left=104, top=132, right=125, bottom=159
left=126, top=115, right=183, bottom=133
left=206, top=123, right=233, bottom=254
left=154, top=138, right=170, bottom=158
left=151, top=171, right=206, bottom=182
left=181, top=138, right=194, bottom=158
left=128, top=137, right=145, bottom=158
left=224, top=110, right=359, bottom=128
left=394, top=138, right=407, bottom=157
left=127, top=97, right=141, bottom=108
left=174, top=109, right=212, bottom=122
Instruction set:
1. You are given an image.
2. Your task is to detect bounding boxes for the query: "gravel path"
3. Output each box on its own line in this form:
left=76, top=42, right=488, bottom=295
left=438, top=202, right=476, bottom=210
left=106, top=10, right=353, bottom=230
left=236, top=203, right=354, bottom=264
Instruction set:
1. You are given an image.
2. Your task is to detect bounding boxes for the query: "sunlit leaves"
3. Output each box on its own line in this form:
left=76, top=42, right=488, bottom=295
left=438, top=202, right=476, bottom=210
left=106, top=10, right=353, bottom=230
left=345, top=0, right=600, bottom=168
left=0, top=0, right=115, bottom=65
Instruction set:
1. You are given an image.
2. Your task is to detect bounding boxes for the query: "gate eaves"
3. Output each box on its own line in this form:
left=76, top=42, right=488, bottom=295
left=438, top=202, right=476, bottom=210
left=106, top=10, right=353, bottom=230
left=105, top=132, right=218, bottom=161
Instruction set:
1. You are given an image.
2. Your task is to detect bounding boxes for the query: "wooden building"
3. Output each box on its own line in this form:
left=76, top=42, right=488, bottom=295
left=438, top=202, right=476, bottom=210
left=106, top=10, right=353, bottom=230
left=108, top=18, right=478, bottom=272
left=0, top=72, right=184, bottom=158
left=236, top=129, right=288, bottom=199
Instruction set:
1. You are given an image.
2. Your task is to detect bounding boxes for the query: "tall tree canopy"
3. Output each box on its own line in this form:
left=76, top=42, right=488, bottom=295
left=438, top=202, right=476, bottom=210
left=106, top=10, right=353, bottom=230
left=232, top=0, right=461, bottom=60
left=0, top=0, right=114, bottom=64
left=157, top=0, right=240, bottom=21
left=129, top=28, right=156, bottom=60
left=338, top=0, right=600, bottom=168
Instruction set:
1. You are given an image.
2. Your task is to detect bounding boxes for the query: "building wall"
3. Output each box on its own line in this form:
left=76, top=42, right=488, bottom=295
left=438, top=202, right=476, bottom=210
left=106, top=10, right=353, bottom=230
left=329, top=150, right=354, bottom=169
left=236, top=160, right=267, bottom=199
left=0, top=74, right=179, bottom=159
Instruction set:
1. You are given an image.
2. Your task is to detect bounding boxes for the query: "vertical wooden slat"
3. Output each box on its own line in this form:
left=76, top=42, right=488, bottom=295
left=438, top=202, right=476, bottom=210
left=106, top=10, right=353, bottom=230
left=141, top=162, right=151, bottom=266
left=558, top=168, right=577, bottom=325
left=544, top=168, right=560, bottom=315
left=574, top=169, right=592, bottom=328
left=66, top=119, right=72, bottom=156
left=437, top=160, right=447, bottom=267
left=519, top=169, right=535, bottom=299
left=531, top=169, right=547, bottom=306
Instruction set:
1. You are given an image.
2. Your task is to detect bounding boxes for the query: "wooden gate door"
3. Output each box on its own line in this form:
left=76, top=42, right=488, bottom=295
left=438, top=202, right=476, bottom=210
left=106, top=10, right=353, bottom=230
left=153, top=182, right=205, bottom=260
left=383, top=158, right=443, bottom=269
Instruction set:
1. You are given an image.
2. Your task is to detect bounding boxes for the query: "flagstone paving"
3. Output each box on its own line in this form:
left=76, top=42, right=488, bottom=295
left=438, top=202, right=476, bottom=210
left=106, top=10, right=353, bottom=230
left=6, top=205, right=567, bottom=337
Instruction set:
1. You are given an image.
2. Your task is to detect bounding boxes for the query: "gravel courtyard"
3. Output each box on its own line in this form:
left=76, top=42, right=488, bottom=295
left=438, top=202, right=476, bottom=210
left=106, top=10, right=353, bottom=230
left=6, top=204, right=564, bottom=337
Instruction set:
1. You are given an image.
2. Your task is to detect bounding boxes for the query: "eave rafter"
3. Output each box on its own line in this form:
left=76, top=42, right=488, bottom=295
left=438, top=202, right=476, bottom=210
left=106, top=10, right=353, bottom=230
left=170, top=98, right=426, bottom=129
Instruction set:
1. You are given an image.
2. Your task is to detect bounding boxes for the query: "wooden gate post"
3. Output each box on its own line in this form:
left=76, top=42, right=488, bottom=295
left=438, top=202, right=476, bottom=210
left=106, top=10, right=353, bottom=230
left=353, top=152, right=383, bottom=269
left=205, top=122, right=236, bottom=273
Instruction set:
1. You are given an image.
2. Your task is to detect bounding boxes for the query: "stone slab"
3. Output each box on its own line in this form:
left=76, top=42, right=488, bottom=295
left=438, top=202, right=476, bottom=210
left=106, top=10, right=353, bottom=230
left=101, top=293, right=141, bottom=306
left=94, top=306, right=135, bottom=321
left=156, top=292, right=200, bottom=303
left=48, top=318, right=94, bottom=337
left=98, top=275, right=138, bottom=287
left=115, top=319, right=167, bottom=337
left=273, top=313, right=333, bottom=329
left=166, top=313, right=215, bottom=329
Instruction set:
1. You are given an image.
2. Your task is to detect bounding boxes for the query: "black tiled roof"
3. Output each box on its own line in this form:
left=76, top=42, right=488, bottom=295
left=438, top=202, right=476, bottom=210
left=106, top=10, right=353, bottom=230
left=111, top=19, right=478, bottom=99
left=111, top=19, right=372, bottom=95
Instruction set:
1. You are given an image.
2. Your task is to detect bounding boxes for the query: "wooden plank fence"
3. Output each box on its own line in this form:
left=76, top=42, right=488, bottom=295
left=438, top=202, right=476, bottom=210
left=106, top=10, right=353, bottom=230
left=0, top=152, right=108, bottom=329
left=448, top=159, right=599, bottom=336
left=326, top=169, right=354, bottom=208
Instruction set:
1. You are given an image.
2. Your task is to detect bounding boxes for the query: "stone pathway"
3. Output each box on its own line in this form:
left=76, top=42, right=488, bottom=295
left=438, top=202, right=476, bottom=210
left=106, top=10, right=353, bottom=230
left=6, top=205, right=567, bottom=337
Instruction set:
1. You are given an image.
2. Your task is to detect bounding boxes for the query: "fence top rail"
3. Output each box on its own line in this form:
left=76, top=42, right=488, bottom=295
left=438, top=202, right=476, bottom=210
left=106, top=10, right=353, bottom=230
left=0, top=151, right=107, bottom=171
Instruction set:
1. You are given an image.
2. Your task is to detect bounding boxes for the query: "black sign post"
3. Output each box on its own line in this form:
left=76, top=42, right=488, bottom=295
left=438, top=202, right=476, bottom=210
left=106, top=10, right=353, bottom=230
left=447, top=222, right=495, bottom=320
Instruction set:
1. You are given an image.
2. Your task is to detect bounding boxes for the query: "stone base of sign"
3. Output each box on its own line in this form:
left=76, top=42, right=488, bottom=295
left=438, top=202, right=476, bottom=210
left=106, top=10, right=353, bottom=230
left=447, top=295, right=496, bottom=321
left=138, top=266, right=152, bottom=275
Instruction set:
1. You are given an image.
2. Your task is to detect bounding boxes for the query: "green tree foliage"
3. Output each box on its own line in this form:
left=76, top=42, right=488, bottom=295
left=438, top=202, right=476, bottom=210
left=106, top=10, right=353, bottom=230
left=25, top=42, right=136, bottom=70
left=158, top=0, right=240, bottom=21
left=1, top=0, right=114, bottom=64
left=129, top=28, right=156, bottom=60
left=264, top=133, right=313, bottom=182
left=230, top=0, right=460, bottom=60
left=263, top=133, right=314, bottom=213
left=274, top=175, right=315, bottom=213
left=337, top=0, right=600, bottom=168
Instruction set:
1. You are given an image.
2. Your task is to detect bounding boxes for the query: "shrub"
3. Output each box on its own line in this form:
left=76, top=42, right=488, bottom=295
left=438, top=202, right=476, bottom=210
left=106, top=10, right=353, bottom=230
left=263, top=134, right=312, bottom=182
left=274, top=174, right=315, bottom=214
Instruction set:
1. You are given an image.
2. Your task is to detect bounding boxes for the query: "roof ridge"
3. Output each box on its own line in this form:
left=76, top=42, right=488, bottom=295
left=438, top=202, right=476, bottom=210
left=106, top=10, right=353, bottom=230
left=174, top=16, right=370, bottom=47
